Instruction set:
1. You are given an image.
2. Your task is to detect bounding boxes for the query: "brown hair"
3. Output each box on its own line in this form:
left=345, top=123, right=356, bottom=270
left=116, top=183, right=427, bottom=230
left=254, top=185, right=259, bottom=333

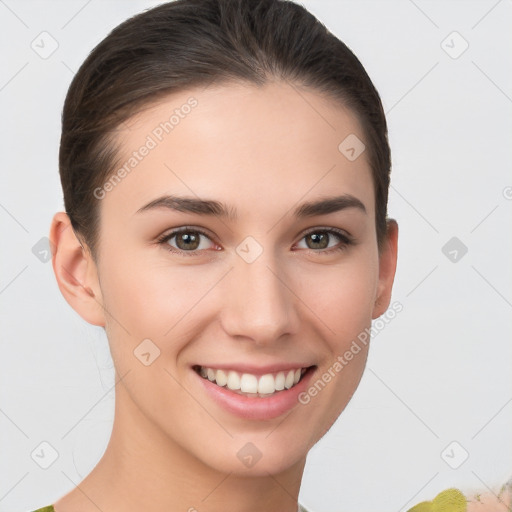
left=59, top=0, right=391, bottom=262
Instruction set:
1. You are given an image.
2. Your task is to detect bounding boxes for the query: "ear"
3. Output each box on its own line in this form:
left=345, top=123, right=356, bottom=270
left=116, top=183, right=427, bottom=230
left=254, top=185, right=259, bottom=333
left=372, top=219, right=399, bottom=319
left=49, top=212, right=106, bottom=326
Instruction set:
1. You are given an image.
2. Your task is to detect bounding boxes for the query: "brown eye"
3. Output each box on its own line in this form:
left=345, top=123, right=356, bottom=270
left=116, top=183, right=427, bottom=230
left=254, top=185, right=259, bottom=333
left=305, top=232, right=329, bottom=250
left=174, top=231, right=201, bottom=250
left=157, top=228, right=216, bottom=255
left=296, top=228, right=353, bottom=254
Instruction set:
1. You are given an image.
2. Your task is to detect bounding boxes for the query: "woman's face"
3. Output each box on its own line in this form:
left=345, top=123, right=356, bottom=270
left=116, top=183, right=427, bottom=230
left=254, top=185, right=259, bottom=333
left=86, top=81, right=396, bottom=476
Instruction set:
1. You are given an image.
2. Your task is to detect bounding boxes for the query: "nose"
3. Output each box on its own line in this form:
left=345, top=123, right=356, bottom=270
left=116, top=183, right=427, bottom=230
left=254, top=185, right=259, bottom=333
left=219, top=250, right=300, bottom=346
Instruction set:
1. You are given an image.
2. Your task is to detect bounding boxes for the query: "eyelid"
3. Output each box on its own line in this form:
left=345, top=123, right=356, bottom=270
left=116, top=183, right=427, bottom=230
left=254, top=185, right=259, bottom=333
left=293, top=226, right=354, bottom=254
left=299, top=225, right=352, bottom=241
left=159, top=225, right=215, bottom=240
left=156, top=225, right=354, bottom=255
left=155, top=226, right=219, bottom=255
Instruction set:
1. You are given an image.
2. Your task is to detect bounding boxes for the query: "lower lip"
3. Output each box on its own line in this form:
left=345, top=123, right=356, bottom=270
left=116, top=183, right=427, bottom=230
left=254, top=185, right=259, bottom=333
left=194, top=366, right=316, bottom=420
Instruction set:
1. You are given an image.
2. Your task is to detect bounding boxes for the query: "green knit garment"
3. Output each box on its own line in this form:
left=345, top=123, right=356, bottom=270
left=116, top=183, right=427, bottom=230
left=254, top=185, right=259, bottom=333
left=407, top=488, right=467, bottom=512
left=30, top=489, right=467, bottom=512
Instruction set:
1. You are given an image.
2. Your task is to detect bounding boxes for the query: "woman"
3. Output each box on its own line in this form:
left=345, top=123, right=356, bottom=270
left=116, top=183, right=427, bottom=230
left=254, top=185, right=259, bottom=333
left=31, top=0, right=508, bottom=511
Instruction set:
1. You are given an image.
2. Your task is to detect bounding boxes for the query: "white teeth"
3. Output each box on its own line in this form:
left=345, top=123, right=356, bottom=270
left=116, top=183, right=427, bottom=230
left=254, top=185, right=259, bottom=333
left=240, top=373, right=258, bottom=393
left=275, top=371, right=285, bottom=391
left=215, top=369, right=228, bottom=387
left=227, top=370, right=241, bottom=390
left=258, top=374, right=275, bottom=394
left=284, top=370, right=295, bottom=389
left=196, top=365, right=308, bottom=396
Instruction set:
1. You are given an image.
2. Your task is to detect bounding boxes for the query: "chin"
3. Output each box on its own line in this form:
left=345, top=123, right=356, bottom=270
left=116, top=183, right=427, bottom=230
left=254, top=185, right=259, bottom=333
left=199, top=439, right=308, bottom=477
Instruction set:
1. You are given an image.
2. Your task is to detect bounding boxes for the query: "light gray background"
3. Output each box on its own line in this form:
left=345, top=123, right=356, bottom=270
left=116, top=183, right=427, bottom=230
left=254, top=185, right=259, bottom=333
left=1, top=1, right=511, bottom=511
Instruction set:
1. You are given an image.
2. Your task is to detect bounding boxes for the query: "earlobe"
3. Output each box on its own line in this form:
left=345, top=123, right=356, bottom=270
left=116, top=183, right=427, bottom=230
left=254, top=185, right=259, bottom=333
left=372, top=219, right=399, bottom=319
left=49, top=212, right=106, bottom=327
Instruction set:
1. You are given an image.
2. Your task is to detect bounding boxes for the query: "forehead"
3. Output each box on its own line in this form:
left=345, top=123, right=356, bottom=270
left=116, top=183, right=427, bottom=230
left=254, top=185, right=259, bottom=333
left=101, top=80, right=374, bottom=223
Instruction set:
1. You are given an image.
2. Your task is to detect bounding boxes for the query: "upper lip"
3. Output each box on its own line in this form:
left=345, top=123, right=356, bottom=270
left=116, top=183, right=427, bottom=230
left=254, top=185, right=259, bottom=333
left=193, top=363, right=315, bottom=376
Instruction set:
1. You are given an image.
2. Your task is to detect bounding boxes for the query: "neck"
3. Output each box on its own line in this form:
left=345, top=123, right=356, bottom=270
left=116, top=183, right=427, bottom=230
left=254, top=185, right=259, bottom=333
left=54, top=381, right=306, bottom=512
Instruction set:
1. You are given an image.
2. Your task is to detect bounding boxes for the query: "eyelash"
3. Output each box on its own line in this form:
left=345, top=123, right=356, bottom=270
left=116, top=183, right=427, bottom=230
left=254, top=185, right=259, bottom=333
left=156, top=226, right=354, bottom=257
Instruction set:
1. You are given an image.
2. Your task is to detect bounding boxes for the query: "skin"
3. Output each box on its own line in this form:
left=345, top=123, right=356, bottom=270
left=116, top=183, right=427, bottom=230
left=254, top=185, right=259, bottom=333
left=466, top=486, right=512, bottom=511
left=49, top=80, right=399, bottom=512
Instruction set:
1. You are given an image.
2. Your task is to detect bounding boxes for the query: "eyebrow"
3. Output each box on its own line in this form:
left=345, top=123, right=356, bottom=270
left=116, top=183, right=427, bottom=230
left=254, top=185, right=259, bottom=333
left=135, top=193, right=367, bottom=220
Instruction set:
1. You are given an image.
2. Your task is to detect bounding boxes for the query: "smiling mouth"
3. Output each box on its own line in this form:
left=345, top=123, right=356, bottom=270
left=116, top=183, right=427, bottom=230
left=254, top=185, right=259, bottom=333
left=192, top=364, right=315, bottom=398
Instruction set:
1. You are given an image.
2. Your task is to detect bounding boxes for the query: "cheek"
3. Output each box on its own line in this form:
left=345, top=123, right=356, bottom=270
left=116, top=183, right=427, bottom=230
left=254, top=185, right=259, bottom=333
left=295, top=254, right=378, bottom=440
left=298, top=249, right=379, bottom=345
left=97, top=246, right=220, bottom=355
left=99, top=233, right=379, bottom=364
